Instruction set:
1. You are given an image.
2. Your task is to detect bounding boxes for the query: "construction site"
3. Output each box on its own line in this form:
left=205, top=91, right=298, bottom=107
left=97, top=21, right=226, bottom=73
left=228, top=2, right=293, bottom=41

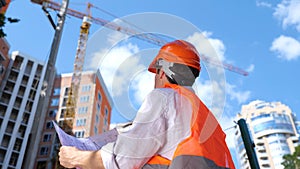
left=1, top=0, right=300, bottom=169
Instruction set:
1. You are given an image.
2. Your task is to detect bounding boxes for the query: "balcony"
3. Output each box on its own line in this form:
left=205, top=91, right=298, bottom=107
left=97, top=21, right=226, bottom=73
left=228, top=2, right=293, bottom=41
left=5, top=122, right=14, bottom=134
left=3, top=84, right=14, bottom=93
left=21, top=76, right=29, bottom=86
left=17, top=125, right=26, bottom=138
left=0, top=105, right=7, bottom=117
left=17, top=86, right=26, bottom=97
left=28, top=90, right=36, bottom=101
left=32, top=79, right=39, bottom=89
left=21, top=113, right=29, bottom=125
left=11, top=64, right=21, bottom=71
left=0, top=93, right=11, bottom=105
left=23, top=61, right=33, bottom=76
left=8, top=71, right=18, bottom=82
left=13, top=139, right=22, bottom=152
left=1, top=135, right=11, bottom=148
left=0, top=149, right=6, bottom=163
left=25, top=101, right=33, bottom=112
left=9, top=152, right=19, bottom=167
left=13, top=98, right=22, bottom=109
left=9, top=109, right=18, bottom=121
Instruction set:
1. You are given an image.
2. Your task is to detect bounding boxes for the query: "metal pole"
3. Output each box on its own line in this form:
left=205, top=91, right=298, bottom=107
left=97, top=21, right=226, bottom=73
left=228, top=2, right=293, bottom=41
left=23, top=0, right=70, bottom=168
left=237, top=118, right=260, bottom=169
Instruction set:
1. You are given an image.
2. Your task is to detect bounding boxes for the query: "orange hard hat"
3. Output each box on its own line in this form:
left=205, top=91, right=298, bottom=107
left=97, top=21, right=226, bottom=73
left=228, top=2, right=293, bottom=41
left=148, top=40, right=201, bottom=73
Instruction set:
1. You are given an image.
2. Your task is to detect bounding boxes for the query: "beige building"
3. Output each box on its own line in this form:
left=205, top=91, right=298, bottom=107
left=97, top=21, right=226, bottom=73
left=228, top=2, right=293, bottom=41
left=234, top=100, right=299, bottom=169
left=34, top=70, right=113, bottom=169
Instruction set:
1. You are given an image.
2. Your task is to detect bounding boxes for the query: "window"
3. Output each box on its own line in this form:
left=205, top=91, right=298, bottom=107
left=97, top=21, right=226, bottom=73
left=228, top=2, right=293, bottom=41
left=104, top=118, right=108, bottom=126
left=46, top=121, right=54, bottom=129
left=78, top=107, right=88, bottom=114
left=98, top=92, right=102, bottom=101
left=94, top=127, right=98, bottom=134
left=49, top=109, right=57, bottom=117
left=82, top=85, right=91, bottom=92
left=43, top=134, right=52, bottom=142
left=53, top=88, right=60, bottom=96
left=96, top=115, right=99, bottom=123
left=80, top=96, right=89, bottom=103
left=37, top=161, right=47, bottom=169
left=64, top=87, right=70, bottom=96
left=75, top=131, right=85, bottom=138
left=105, top=107, right=108, bottom=116
left=50, top=98, right=59, bottom=106
left=76, top=118, right=86, bottom=126
left=97, top=104, right=101, bottom=113
left=62, top=98, right=68, bottom=107
left=60, top=109, right=66, bottom=118
left=40, top=147, right=49, bottom=155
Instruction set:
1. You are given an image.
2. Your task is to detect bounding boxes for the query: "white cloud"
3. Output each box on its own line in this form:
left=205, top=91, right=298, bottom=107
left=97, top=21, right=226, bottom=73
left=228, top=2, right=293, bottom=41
left=193, top=78, right=251, bottom=119
left=256, top=1, right=272, bottom=8
left=131, top=71, right=155, bottom=105
left=270, top=35, right=300, bottom=60
left=220, top=115, right=237, bottom=149
left=226, top=83, right=251, bottom=104
left=246, top=64, right=255, bottom=73
left=93, top=43, right=141, bottom=96
left=186, top=32, right=226, bottom=61
left=273, top=0, right=300, bottom=31
left=195, top=79, right=250, bottom=106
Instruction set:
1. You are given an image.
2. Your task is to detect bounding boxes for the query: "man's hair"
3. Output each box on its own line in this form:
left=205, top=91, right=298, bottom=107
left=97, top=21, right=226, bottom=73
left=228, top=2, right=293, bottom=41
left=164, top=63, right=199, bottom=86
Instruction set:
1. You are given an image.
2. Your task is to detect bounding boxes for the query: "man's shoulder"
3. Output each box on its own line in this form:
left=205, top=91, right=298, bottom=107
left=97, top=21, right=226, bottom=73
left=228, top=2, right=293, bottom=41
left=152, top=87, right=176, bottom=95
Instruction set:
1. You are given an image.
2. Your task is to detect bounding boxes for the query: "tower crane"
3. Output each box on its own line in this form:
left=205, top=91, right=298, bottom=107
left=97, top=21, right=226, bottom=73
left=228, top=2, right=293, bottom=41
left=31, top=0, right=249, bottom=132
left=63, top=14, right=91, bottom=134
left=31, top=0, right=249, bottom=76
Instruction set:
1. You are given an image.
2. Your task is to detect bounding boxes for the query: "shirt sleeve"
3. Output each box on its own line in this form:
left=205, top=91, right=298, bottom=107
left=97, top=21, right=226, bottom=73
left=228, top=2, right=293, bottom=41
left=100, top=89, right=169, bottom=169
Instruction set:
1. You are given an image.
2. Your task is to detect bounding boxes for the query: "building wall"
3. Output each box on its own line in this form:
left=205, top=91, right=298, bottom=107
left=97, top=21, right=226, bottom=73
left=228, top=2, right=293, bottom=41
left=0, top=51, right=46, bottom=169
left=234, top=100, right=299, bottom=169
left=0, top=38, right=10, bottom=86
left=34, top=70, right=113, bottom=169
left=91, top=70, right=112, bottom=135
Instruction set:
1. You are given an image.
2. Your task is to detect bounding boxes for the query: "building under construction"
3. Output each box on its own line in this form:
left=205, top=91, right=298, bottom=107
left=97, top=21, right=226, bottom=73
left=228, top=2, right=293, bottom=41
left=0, top=51, right=47, bottom=168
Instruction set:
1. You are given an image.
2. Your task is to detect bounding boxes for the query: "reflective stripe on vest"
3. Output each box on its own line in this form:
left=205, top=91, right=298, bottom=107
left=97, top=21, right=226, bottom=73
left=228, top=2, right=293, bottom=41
left=143, top=84, right=235, bottom=169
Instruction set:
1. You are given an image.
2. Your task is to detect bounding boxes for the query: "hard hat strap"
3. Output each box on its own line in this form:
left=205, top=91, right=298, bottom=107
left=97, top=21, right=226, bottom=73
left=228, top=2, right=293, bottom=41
left=157, top=59, right=175, bottom=79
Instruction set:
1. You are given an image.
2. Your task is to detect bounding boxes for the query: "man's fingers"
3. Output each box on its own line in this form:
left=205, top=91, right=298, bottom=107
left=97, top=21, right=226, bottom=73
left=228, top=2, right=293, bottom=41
left=59, top=146, right=77, bottom=168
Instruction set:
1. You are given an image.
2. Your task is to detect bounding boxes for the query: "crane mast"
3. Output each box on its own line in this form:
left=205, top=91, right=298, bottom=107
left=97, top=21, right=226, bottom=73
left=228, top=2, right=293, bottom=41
left=64, top=16, right=91, bottom=134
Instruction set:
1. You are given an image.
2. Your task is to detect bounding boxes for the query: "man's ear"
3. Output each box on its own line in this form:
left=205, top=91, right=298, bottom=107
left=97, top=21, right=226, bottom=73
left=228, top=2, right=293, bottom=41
left=159, top=70, right=165, bottom=79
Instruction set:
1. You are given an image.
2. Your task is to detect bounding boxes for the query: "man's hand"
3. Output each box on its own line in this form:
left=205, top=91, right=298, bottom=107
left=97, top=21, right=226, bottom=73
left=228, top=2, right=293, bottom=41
left=59, top=146, right=104, bottom=169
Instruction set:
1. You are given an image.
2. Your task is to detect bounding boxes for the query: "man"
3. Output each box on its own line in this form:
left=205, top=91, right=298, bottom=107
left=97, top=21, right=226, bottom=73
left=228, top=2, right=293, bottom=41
left=59, top=40, right=235, bottom=169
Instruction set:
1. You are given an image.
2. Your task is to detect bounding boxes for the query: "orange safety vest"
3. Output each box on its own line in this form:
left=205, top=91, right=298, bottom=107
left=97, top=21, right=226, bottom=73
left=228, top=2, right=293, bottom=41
left=143, top=84, right=235, bottom=169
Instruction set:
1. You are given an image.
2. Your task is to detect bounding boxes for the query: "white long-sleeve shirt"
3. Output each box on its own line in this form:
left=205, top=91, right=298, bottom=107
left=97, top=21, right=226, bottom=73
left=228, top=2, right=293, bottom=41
left=101, top=87, right=195, bottom=169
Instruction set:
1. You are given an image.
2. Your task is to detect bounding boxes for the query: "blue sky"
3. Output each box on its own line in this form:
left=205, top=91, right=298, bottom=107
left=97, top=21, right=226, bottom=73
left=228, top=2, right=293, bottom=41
left=4, top=0, right=300, bottom=167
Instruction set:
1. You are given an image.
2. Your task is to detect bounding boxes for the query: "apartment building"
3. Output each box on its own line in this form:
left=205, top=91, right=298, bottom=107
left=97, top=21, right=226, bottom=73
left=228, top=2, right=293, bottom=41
left=0, top=51, right=46, bottom=168
left=34, top=70, right=113, bottom=169
left=234, top=100, right=299, bottom=169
